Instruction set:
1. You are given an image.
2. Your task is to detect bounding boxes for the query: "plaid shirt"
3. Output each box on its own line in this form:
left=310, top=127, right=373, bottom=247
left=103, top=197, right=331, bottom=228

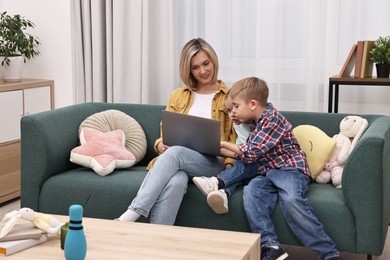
left=236, top=103, right=311, bottom=177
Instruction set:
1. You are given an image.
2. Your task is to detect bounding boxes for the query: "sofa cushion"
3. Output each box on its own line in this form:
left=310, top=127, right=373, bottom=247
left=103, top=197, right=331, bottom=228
left=79, top=109, right=147, bottom=163
left=293, top=125, right=336, bottom=179
left=39, top=167, right=149, bottom=219
left=70, top=127, right=136, bottom=176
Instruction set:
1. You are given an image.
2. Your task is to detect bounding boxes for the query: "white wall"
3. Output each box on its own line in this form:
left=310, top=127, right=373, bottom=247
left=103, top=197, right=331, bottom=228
left=0, top=0, right=74, bottom=108
left=0, top=1, right=389, bottom=115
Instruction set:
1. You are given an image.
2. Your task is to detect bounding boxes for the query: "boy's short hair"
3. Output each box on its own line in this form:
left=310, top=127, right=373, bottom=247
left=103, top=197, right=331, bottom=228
left=228, top=77, right=269, bottom=107
left=179, top=38, right=219, bottom=89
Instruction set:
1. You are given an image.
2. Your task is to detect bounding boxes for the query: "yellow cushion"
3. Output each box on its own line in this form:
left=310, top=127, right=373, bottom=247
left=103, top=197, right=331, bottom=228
left=293, top=125, right=336, bottom=179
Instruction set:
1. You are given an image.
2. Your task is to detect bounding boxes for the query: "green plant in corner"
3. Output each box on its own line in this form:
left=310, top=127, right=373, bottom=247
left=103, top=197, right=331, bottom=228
left=0, top=11, right=41, bottom=67
left=369, top=36, right=390, bottom=64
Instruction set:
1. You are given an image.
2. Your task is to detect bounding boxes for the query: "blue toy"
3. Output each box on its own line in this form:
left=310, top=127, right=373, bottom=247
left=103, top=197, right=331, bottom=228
left=64, top=204, right=87, bottom=260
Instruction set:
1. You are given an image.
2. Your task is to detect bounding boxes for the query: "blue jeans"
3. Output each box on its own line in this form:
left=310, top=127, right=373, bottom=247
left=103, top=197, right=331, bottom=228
left=243, top=168, right=340, bottom=260
left=218, top=160, right=258, bottom=197
left=130, top=146, right=224, bottom=225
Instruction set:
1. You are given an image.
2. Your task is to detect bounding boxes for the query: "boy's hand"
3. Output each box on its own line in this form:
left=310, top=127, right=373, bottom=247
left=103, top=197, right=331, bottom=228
left=220, top=147, right=235, bottom=158
left=220, top=141, right=229, bottom=149
left=220, top=141, right=243, bottom=156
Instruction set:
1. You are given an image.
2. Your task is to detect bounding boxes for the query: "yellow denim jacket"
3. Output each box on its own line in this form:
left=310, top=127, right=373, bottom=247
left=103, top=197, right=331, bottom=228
left=147, top=80, right=237, bottom=170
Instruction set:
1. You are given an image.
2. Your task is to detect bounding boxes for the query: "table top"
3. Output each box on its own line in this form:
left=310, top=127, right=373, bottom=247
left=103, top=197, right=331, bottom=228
left=5, top=215, right=260, bottom=259
left=0, top=78, right=54, bottom=92
left=329, top=76, right=390, bottom=84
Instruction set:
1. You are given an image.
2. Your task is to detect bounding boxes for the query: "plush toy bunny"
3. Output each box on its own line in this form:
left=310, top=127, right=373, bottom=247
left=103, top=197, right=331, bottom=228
left=316, top=116, right=368, bottom=188
left=339, top=116, right=369, bottom=156
left=315, top=134, right=349, bottom=187
left=0, top=208, right=63, bottom=239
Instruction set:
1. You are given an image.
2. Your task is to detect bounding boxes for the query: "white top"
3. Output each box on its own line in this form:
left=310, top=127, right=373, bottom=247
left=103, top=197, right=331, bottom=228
left=234, top=123, right=251, bottom=145
left=188, top=92, right=215, bottom=119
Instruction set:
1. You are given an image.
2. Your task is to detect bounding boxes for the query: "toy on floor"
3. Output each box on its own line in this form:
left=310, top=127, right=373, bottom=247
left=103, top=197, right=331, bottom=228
left=0, top=207, right=63, bottom=239
left=315, top=115, right=368, bottom=188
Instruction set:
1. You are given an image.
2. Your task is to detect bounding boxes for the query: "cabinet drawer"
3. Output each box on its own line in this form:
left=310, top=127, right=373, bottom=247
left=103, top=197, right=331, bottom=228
left=0, top=142, right=21, bottom=202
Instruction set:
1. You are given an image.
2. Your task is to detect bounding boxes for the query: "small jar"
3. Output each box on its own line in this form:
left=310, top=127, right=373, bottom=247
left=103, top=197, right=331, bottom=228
left=60, top=222, right=70, bottom=250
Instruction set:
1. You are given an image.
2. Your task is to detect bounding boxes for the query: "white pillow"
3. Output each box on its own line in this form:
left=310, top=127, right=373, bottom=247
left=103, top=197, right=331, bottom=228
left=79, top=109, right=147, bottom=164
left=70, top=127, right=136, bottom=176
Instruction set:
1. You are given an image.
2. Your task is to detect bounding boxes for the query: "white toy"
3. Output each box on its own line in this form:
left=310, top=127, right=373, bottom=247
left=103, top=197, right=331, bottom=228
left=316, top=116, right=368, bottom=188
left=0, top=208, right=63, bottom=239
left=315, top=134, right=349, bottom=188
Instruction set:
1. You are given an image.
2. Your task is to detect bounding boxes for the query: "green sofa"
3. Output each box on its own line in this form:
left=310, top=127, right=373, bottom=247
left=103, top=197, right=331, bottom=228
left=20, top=102, right=390, bottom=257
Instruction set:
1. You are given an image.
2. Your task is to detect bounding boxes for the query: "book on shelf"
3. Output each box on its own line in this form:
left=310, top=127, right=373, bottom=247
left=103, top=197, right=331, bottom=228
left=354, top=40, right=365, bottom=78
left=338, top=43, right=357, bottom=77
left=0, top=223, right=43, bottom=242
left=0, top=234, right=47, bottom=256
left=359, top=40, right=375, bottom=78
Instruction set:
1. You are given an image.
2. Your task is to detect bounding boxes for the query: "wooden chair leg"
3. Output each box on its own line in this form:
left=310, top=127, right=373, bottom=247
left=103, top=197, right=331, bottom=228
left=367, top=254, right=372, bottom=260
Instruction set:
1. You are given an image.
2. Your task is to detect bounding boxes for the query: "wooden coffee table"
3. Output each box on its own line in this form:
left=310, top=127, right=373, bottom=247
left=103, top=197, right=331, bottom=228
left=6, top=215, right=260, bottom=259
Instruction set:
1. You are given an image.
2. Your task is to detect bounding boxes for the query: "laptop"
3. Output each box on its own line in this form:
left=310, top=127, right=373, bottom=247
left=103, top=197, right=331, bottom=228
left=161, top=110, right=221, bottom=156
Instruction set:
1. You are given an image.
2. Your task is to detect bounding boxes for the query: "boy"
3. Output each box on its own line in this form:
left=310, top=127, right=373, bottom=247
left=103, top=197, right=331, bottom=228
left=194, top=95, right=252, bottom=214
left=195, top=77, right=342, bottom=260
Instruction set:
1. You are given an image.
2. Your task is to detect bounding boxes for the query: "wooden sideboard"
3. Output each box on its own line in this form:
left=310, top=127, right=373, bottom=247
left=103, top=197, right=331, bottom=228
left=0, top=79, right=54, bottom=204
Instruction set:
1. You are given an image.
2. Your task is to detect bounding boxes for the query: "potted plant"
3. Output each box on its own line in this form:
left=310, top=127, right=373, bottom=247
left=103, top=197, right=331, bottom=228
left=369, top=35, right=390, bottom=78
left=0, top=11, right=40, bottom=82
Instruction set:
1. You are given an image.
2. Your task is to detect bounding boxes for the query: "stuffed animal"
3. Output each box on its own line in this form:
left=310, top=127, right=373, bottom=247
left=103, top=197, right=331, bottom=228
left=315, top=134, right=349, bottom=187
left=0, top=208, right=63, bottom=239
left=315, top=116, right=368, bottom=188
left=339, top=116, right=369, bottom=156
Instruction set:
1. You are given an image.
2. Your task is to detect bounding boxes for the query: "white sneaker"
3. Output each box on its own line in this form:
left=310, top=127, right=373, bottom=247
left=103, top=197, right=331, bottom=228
left=207, top=190, right=228, bottom=214
left=193, top=176, right=218, bottom=196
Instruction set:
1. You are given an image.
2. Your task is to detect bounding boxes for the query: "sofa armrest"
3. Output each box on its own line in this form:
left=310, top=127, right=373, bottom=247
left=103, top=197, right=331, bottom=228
left=20, top=103, right=100, bottom=210
left=342, top=116, right=390, bottom=254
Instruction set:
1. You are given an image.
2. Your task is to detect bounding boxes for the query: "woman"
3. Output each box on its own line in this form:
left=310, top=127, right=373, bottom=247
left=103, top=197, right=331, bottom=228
left=118, top=38, right=236, bottom=224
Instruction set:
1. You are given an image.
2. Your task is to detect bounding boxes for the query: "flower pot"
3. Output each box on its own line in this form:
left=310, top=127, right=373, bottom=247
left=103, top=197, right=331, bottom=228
left=376, top=63, right=390, bottom=78
left=0, top=56, right=24, bottom=82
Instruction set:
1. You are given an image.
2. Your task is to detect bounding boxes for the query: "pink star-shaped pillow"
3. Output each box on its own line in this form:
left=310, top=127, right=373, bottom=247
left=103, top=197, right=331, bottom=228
left=70, top=127, right=136, bottom=176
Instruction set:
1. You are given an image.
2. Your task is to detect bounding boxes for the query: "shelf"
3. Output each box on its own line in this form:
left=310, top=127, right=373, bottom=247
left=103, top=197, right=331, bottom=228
left=328, top=76, right=390, bottom=113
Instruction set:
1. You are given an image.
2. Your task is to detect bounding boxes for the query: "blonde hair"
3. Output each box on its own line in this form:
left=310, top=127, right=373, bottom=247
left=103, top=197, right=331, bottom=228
left=228, top=77, right=269, bottom=107
left=179, top=38, right=219, bottom=89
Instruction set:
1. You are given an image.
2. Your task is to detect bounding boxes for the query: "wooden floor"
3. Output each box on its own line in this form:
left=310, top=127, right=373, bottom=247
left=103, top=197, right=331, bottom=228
left=1, top=198, right=388, bottom=259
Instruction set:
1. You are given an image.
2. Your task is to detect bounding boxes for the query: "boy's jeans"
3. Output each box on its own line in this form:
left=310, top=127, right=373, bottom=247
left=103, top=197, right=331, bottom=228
left=218, top=160, right=258, bottom=197
left=243, top=168, right=340, bottom=260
